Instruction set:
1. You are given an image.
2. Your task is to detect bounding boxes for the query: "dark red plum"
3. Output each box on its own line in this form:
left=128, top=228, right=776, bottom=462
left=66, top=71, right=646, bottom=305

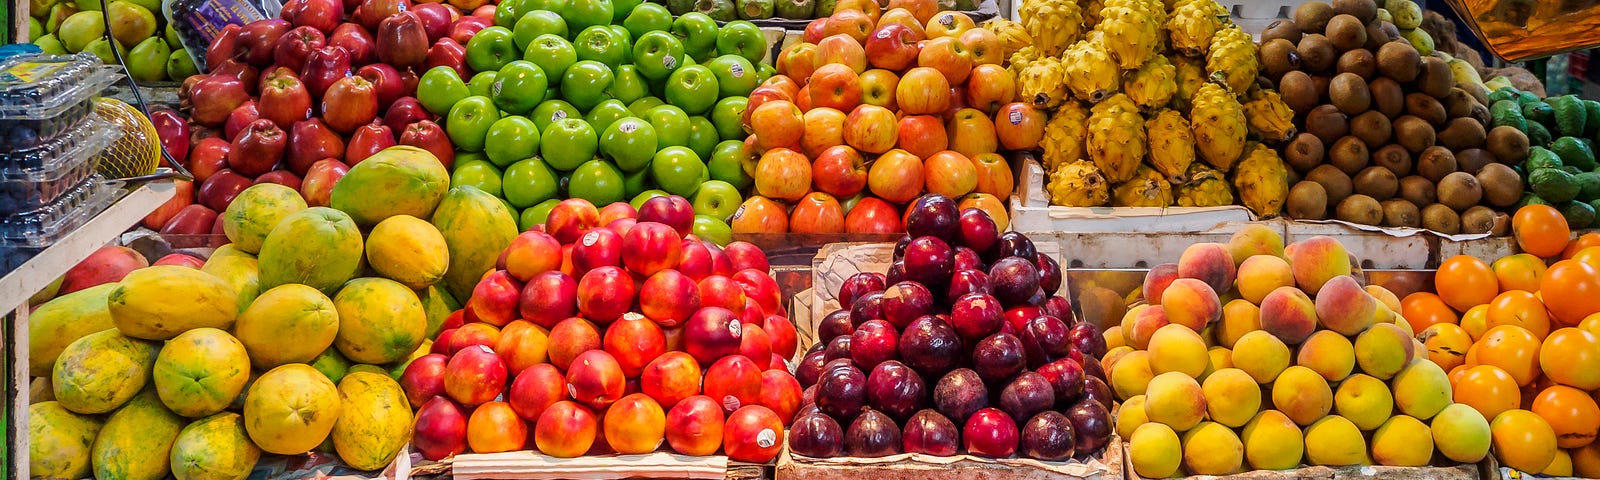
left=949, top=293, right=1004, bottom=344
left=933, top=368, right=988, bottom=423
left=1019, top=411, right=1076, bottom=461
left=817, top=359, right=867, bottom=422
left=1035, top=253, right=1062, bottom=294
left=1042, top=296, right=1074, bottom=324
left=893, top=235, right=913, bottom=261
left=850, top=320, right=900, bottom=367
left=850, top=291, right=886, bottom=326
left=797, top=403, right=821, bottom=418
left=881, top=281, right=934, bottom=329
left=1019, top=315, right=1072, bottom=367
left=899, top=316, right=963, bottom=378
left=953, top=246, right=984, bottom=272
left=1035, top=358, right=1086, bottom=406
left=1081, top=376, right=1112, bottom=409
left=903, top=236, right=955, bottom=288
left=963, top=408, right=1019, bottom=458
left=972, top=333, right=1026, bottom=382
left=1003, top=306, right=1044, bottom=333
left=998, top=372, right=1055, bottom=423
left=865, top=360, right=925, bottom=421
left=948, top=269, right=991, bottom=299
left=1068, top=323, right=1107, bottom=359
left=1027, top=288, right=1049, bottom=308
left=838, top=272, right=888, bottom=308
left=1065, top=399, right=1112, bottom=457
left=905, top=194, right=959, bottom=242
left=789, top=411, right=845, bottom=457
left=902, top=409, right=960, bottom=456
left=824, top=336, right=853, bottom=361
left=802, top=385, right=817, bottom=406
left=989, top=257, right=1041, bottom=307
left=1081, top=356, right=1106, bottom=381
left=818, top=309, right=856, bottom=343
left=886, top=261, right=907, bottom=286
left=995, top=232, right=1037, bottom=261
left=797, top=350, right=829, bottom=387
left=956, top=208, right=999, bottom=255
left=846, top=410, right=903, bottom=457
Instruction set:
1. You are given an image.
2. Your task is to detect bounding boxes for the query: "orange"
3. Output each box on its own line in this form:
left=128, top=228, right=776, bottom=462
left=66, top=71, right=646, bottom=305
left=1461, top=304, right=1490, bottom=342
left=1573, top=246, right=1600, bottom=272
left=1401, top=292, right=1459, bottom=331
left=1478, top=325, right=1544, bottom=387
left=1540, top=260, right=1600, bottom=328
left=1514, top=204, right=1572, bottom=259
left=1581, top=312, right=1600, bottom=337
left=1541, top=328, right=1600, bottom=390
left=1449, top=364, right=1470, bottom=387
left=1493, top=253, right=1549, bottom=293
left=1564, top=232, right=1600, bottom=259
left=1421, top=323, right=1473, bottom=372
left=1532, top=385, right=1600, bottom=449
left=1455, top=365, right=1521, bottom=421
left=1576, top=438, right=1600, bottom=477
left=1437, top=255, right=1499, bottom=311
left=1491, top=409, right=1559, bottom=473
left=1485, top=290, right=1552, bottom=340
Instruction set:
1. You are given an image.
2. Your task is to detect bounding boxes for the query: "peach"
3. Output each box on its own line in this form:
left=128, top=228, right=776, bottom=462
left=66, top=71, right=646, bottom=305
left=445, top=322, right=502, bottom=356
left=1148, top=323, right=1208, bottom=378
left=1314, top=275, right=1377, bottom=335
left=1297, top=330, right=1356, bottom=382
left=1236, top=255, right=1295, bottom=305
left=1178, top=243, right=1237, bottom=294
left=640, top=270, right=702, bottom=327
left=1285, top=236, right=1353, bottom=295
left=1227, top=224, right=1285, bottom=264
left=567, top=350, right=626, bottom=410
left=496, top=320, right=550, bottom=374
left=1160, top=278, right=1222, bottom=332
left=605, top=393, right=668, bottom=454
left=509, top=363, right=566, bottom=422
left=1333, top=373, right=1394, bottom=430
left=1272, top=365, right=1333, bottom=426
left=1232, top=330, right=1291, bottom=384
left=1202, top=368, right=1262, bottom=428
left=467, top=270, right=523, bottom=326
left=724, top=405, right=785, bottom=462
left=1110, top=350, right=1155, bottom=399
left=666, top=395, right=726, bottom=456
left=1366, top=285, right=1403, bottom=313
left=467, top=401, right=527, bottom=453
left=703, top=355, right=763, bottom=412
left=534, top=401, right=597, bottom=458
left=1259, top=286, right=1317, bottom=344
left=1122, top=305, right=1172, bottom=350
left=1145, top=372, right=1207, bottom=431
left=641, top=351, right=703, bottom=409
left=547, top=317, right=601, bottom=371
left=1216, top=299, right=1262, bottom=348
left=604, top=313, right=668, bottom=378
left=1143, top=263, right=1180, bottom=304
left=1354, top=323, right=1414, bottom=380
left=757, top=370, right=803, bottom=422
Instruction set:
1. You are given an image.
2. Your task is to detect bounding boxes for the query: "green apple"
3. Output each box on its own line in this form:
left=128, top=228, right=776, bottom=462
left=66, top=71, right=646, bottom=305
left=569, top=159, right=627, bottom=205
left=705, top=55, right=758, bottom=98
left=664, top=64, right=720, bottom=116
left=756, top=62, right=776, bottom=84
left=585, top=99, right=632, bottom=134
left=452, top=160, right=505, bottom=198
left=607, top=65, right=650, bottom=105
left=670, top=13, right=719, bottom=62
left=612, top=0, right=642, bottom=22
left=709, top=96, right=747, bottom=141
left=574, top=25, right=628, bottom=70
left=468, top=71, right=499, bottom=98
left=624, top=168, right=652, bottom=198
left=631, top=190, right=670, bottom=210
left=126, top=37, right=170, bottom=81
left=164, top=23, right=181, bottom=48
left=600, top=116, right=658, bottom=172
left=446, top=96, right=501, bottom=152
left=560, top=60, right=614, bottom=112
left=560, top=0, right=614, bottom=36
left=541, top=118, right=598, bottom=171
left=685, top=116, right=720, bottom=162
left=525, top=34, right=577, bottom=81
left=84, top=38, right=126, bottom=65
left=840, top=193, right=863, bottom=215
left=485, top=115, right=541, bottom=167
left=644, top=104, right=691, bottom=149
left=623, top=2, right=673, bottom=40
left=513, top=10, right=567, bottom=50
left=502, top=157, right=561, bottom=208
left=495, top=0, right=520, bottom=27
left=419, top=66, right=471, bottom=116
left=632, top=31, right=685, bottom=82
left=693, top=215, right=733, bottom=246
left=609, top=25, right=633, bottom=52
left=692, top=180, right=743, bottom=221
left=466, top=26, right=519, bottom=73
left=516, top=0, right=566, bottom=15
left=58, top=11, right=104, bottom=53
left=167, top=49, right=198, bottom=78
left=522, top=199, right=562, bottom=230
left=649, top=146, right=708, bottom=197
left=716, top=20, right=766, bottom=64
left=629, top=96, right=665, bottom=116
left=531, top=99, right=582, bottom=133
left=36, top=34, right=67, bottom=55
left=492, top=60, right=548, bottom=115
left=708, top=139, right=754, bottom=190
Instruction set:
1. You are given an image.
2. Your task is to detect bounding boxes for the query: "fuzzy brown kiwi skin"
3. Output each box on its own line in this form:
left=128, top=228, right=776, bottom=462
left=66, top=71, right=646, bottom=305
left=1350, top=111, right=1393, bottom=147
left=1414, top=57, right=1455, bottom=99
left=1460, top=206, right=1498, bottom=234
left=1337, top=49, right=1377, bottom=80
left=1436, top=171, right=1484, bottom=212
left=1373, top=144, right=1412, bottom=177
left=1455, top=148, right=1496, bottom=175
left=1329, top=73, right=1373, bottom=115
left=1260, top=39, right=1302, bottom=78
left=1333, top=0, right=1378, bottom=23
left=1279, top=71, right=1320, bottom=114
left=1381, top=199, right=1421, bottom=228
left=1442, top=88, right=1476, bottom=119
left=1306, top=105, right=1351, bottom=145
left=1421, top=203, right=1462, bottom=234
left=1294, top=2, right=1337, bottom=33
left=1297, top=34, right=1338, bottom=73
left=1329, top=136, right=1371, bottom=175
left=1324, top=14, right=1368, bottom=51
left=1377, top=41, right=1422, bottom=82
left=1437, top=117, right=1488, bottom=151
left=1262, top=19, right=1305, bottom=45
left=1393, top=115, right=1437, bottom=154
left=1285, top=133, right=1327, bottom=173
left=1404, top=92, right=1448, bottom=126
left=1354, top=166, right=1400, bottom=201
left=1475, top=163, right=1524, bottom=207
left=1337, top=194, right=1383, bottom=225
left=1399, top=176, right=1437, bottom=207
left=1415, top=146, right=1458, bottom=182
left=1369, top=77, right=1406, bottom=119
left=1486, top=126, right=1531, bottom=164
left=1288, top=181, right=1330, bottom=220
left=1307, top=164, right=1355, bottom=206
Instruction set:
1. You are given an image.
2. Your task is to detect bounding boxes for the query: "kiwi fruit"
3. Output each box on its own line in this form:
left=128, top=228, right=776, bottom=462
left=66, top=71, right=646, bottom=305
left=1466, top=100, right=1492, bottom=126
left=1455, top=148, right=1496, bottom=174
left=1404, top=93, right=1448, bottom=126
left=1460, top=206, right=1497, bottom=234
left=1399, top=175, right=1437, bottom=205
left=1324, top=14, right=1368, bottom=51
left=1381, top=199, right=1422, bottom=227
left=1436, top=171, right=1484, bottom=211
left=1350, top=111, right=1393, bottom=147
left=1285, top=133, right=1327, bottom=173
left=1414, top=57, right=1455, bottom=99
left=1442, top=88, right=1476, bottom=119
left=1486, top=126, right=1531, bottom=163
left=1333, top=0, right=1378, bottom=22
left=1329, top=73, right=1373, bottom=115
left=1475, top=163, right=1524, bottom=207
left=1369, top=77, right=1406, bottom=118
left=1373, top=144, right=1412, bottom=176
left=1376, top=41, right=1422, bottom=82
left=1306, top=105, right=1351, bottom=145
left=1288, top=181, right=1330, bottom=219
left=1421, top=203, right=1462, bottom=234
left=1337, top=49, right=1377, bottom=79
left=1416, top=146, right=1458, bottom=182
left=1336, top=194, right=1383, bottom=225
left=1260, top=39, right=1302, bottom=78
left=1393, top=115, right=1437, bottom=154
left=1354, top=165, right=1400, bottom=200
left=1437, top=117, right=1488, bottom=151
left=1297, top=34, right=1338, bottom=73
left=1363, top=23, right=1392, bottom=50
left=1329, top=136, right=1371, bottom=175
left=1307, top=164, right=1355, bottom=205
left=1294, top=2, right=1337, bottom=33
left=1279, top=71, right=1321, bottom=114
left=1262, top=19, right=1305, bottom=45
left=1313, top=76, right=1333, bottom=102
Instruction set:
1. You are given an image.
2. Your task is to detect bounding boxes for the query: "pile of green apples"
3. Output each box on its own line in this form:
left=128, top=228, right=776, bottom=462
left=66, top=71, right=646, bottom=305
left=31, top=0, right=199, bottom=82
left=417, top=0, right=774, bottom=235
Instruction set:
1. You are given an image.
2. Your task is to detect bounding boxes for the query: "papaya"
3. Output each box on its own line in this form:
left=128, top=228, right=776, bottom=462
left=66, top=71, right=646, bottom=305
left=347, top=364, right=388, bottom=376
left=29, top=401, right=102, bottom=479
left=243, top=364, right=342, bottom=455
left=329, top=146, right=450, bottom=227
left=333, top=277, right=428, bottom=364
left=310, top=347, right=353, bottom=384
left=365, top=215, right=450, bottom=289
left=431, top=186, right=520, bottom=301
left=417, top=284, right=460, bottom=338
left=153, top=328, right=252, bottom=418
left=209, top=244, right=253, bottom=261
left=221, top=183, right=308, bottom=254
left=53, top=329, right=160, bottom=414
left=257, top=207, right=365, bottom=295
left=169, top=412, right=261, bottom=480
left=28, top=283, right=117, bottom=376
left=234, top=284, right=340, bottom=370
left=200, top=251, right=260, bottom=313
left=331, top=372, right=414, bottom=470
left=92, top=389, right=188, bottom=480
left=109, top=265, right=240, bottom=340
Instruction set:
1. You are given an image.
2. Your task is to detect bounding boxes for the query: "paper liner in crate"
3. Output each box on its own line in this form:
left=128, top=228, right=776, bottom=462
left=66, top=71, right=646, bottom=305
left=777, top=435, right=1123, bottom=480
left=451, top=451, right=729, bottom=479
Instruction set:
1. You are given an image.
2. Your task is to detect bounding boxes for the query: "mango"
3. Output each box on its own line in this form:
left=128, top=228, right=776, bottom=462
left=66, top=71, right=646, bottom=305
left=1334, top=373, right=1394, bottom=431
left=1182, top=421, right=1244, bottom=475
left=1117, top=395, right=1150, bottom=438
left=1259, top=286, right=1317, bottom=344
left=331, top=277, right=428, bottom=364
left=109, top=265, right=240, bottom=340
left=431, top=186, right=520, bottom=301
left=365, top=214, right=450, bottom=289
left=1303, top=415, right=1368, bottom=466
left=29, top=401, right=103, bottom=479
left=1297, top=330, right=1355, bottom=382
left=1236, top=255, right=1294, bottom=305
left=221, top=183, right=307, bottom=254
left=1547, top=449, right=1575, bottom=476
left=332, top=372, right=414, bottom=470
left=329, top=145, right=450, bottom=226
left=1148, top=323, right=1207, bottom=378
left=1110, top=350, right=1154, bottom=400
left=1392, top=359, right=1451, bottom=420
left=1232, top=330, right=1290, bottom=383
left=1371, top=415, right=1434, bottom=466
left=200, top=251, right=261, bottom=312
left=1145, top=371, right=1207, bottom=432
left=153, top=328, right=251, bottom=418
left=1314, top=275, right=1377, bottom=335
left=53, top=329, right=159, bottom=414
left=1216, top=299, right=1262, bottom=348
left=169, top=412, right=260, bottom=480
left=258, top=207, right=365, bottom=295
left=28, top=283, right=117, bottom=376
left=1129, top=423, right=1182, bottom=478
left=1202, top=368, right=1261, bottom=428
left=1285, top=235, right=1352, bottom=295
left=92, top=389, right=187, bottom=480
left=1227, top=224, right=1285, bottom=265
left=1272, top=365, right=1332, bottom=426
left=244, top=364, right=342, bottom=455
left=1242, top=410, right=1303, bottom=470
left=1355, top=322, right=1415, bottom=379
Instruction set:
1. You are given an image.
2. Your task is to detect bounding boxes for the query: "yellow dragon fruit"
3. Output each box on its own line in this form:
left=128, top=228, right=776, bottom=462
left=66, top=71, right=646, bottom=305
left=1087, top=94, right=1146, bottom=184
left=1232, top=143, right=1290, bottom=216
left=1175, top=163, right=1234, bottom=207
left=1081, top=0, right=1106, bottom=25
left=1112, top=165, right=1174, bottom=207
left=1018, top=0, right=1084, bottom=57
left=983, top=18, right=1035, bottom=59
left=1243, top=87, right=1298, bottom=143
left=1007, top=46, right=1042, bottom=80
left=1145, top=109, right=1195, bottom=183
left=1040, top=101, right=1090, bottom=171
left=1167, top=0, right=1227, bottom=57
left=1170, top=55, right=1207, bottom=113
left=1048, top=160, right=1110, bottom=207
left=1063, top=40, right=1121, bottom=103
left=1124, top=55, right=1177, bottom=109
left=1095, top=0, right=1164, bottom=69
left=1191, top=83, right=1247, bottom=172
left=1019, top=56, right=1070, bottom=109
left=1206, top=24, right=1259, bottom=94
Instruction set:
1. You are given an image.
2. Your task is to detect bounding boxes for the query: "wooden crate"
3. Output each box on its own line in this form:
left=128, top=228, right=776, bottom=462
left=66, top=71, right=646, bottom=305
left=451, top=451, right=732, bottom=479
left=1122, top=444, right=1495, bottom=480
left=777, top=436, right=1123, bottom=480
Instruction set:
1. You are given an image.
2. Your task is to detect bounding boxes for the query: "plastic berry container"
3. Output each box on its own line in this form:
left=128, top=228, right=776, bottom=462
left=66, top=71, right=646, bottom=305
left=0, top=53, right=121, bottom=120
left=0, top=116, right=115, bottom=214
left=0, top=99, right=95, bottom=152
left=0, top=175, right=123, bottom=245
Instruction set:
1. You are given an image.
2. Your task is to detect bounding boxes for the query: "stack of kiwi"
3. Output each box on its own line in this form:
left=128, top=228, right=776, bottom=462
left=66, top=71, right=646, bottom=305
left=1256, top=0, right=1523, bottom=235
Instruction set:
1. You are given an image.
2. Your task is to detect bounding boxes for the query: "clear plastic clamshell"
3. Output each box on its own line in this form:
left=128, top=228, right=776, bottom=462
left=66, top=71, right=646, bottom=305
left=0, top=53, right=122, bottom=120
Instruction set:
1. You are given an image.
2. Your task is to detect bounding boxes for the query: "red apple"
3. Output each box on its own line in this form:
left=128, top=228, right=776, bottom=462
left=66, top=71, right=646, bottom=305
left=824, top=9, right=873, bottom=44
left=743, top=86, right=796, bottom=135
left=377, top=11, right=429, bottom=69
left=425, top=37, right=469, bottom=78
left=859, top=69, right=899, bottom=111
left=971, top=153, right=1015, bottom=199
left=947, top=108, right=998, bottom=159
left=411, top=2, right=453, bottom=41
left=286, top=118, right=344, bottom=175
left=729, top=196, right=790, bottom=234
left=867, top=148, right=925, bottom=203
left=280, top=0, right=340, bottom=33
left=799, top=107, right=846, bottom=159
left=803, top=17, right=828, bottom=44
left=808, top=64, right=862, bottom=112
left=965, top=64, right=1017, bottom=114
left=354, top=0, right=412, bottom=31
left=238, top=19, right=290, bottom=67
left=918, top=37, right=972, bottom=84
left=959, top=27, right=1003, bottom=65
left=898, top=114, right=947, bottom=159
left=357, top=63, right=406, bottom=110
left=208, top=59, right=259, bottom=95
left=223, top=101, right=260, bottom=141
left=160, top=204, right=219, bottom=235
left=399, top=120, right=454, bottom=168
left=448, top=16, right=489, bottom=45
left=994, top=102, right=1047, bottom=151
left=924, top=11, right=975, bottom=39
left=254, top=170, right=303, bottom=190
left=321, top=76, right=380, bottom=133
left=842, top=104, right=897, bottom=154
left=301, top=45, right=352, bottom=100
left=143, top=180, right=194, bottom=229
left=205, top=24, right=244, bottom=68
left=790, top=192, right=845, bottom=234
left=149, top=108, right=190, bottom=166
left=274, top=26, right=326, bottom=73
left=878, top=7, right=927, bottom=35
left=258, top=68, right=313, bottom=129
left=228, top=119, right=287, bottom=177
left=329, top=23, right=376, bottom=66
left=845, top=196, right=902, bottom=233
left=775, top=43, right=818, bottom=84
left=896, top=67, right=951, bottom=115
left=384, top=96, right=433, bottom=135
left=811, top=145, right=867, bottom=198
left=815, top=34, right=867, bottom=73
left=300, top=158, right=350, bottom=206
left=188, top=75, right=251, bottom=127
left=346, top=122, right=395, bottom=165
left=197, top=169, right=253, bottom=212
left=864, top=23, right=922, bottom=71
left=188, top=137, right=230, bottom=182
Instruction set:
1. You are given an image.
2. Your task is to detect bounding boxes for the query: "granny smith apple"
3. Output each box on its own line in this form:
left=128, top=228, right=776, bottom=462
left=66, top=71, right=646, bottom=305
left=631, top=190, right=670, bottom=210
left=574, top=25, right=628, bottom=69
left=624, top=168, right=652, bottom=198
left=650, top=146, right=708, bottom=197
left=693, top=215, right=733, bottom=246
left=457, top=151, right=488, bottom=165
left=665, top=64, right=720, bottom=116
left=531, top=99, right=582, bottom=132
left=600, top=117, right=658, bottom=172
left=644, top=104, right=691, bottom=149
left=513, top=10, right=567, bottom=50
left=522, top=199, right=561, bottom=230
left=607, top=65, right=650, bottom=105
left=446, top=96, right=501, bottom=152
left=692, top=180, right=743, bottom=221
left=612, top=0, right=642, bottom=22
left=452, top=160, right=505, bottom=198
left=541, top=118, right=599, bottom=171
left=419, top=66, right=471, bottom=115
left=685, top=116, right=720, bottom=161
left=585, top=99, right=633, bottom=134
left=708, top=139, right=754, bottom=190
left=756, top=62, right=776, bottom=83
left=716, top=20, right=766, bottom=64
left=495, top=0, right=519, bottom=27
left=492, top=60, right=548, bottom=115
left=633, top=31, right=685, bottom=82
left=560, top=60, right=615, bottom=112
left=623, top=2, right=673, bottom=40
left=705, top=55, right=758, bottom=97
left=670, top=13, right=719, bottom=62
left=167, top=49, right=199, bottom=79
left=36, top=34, right=67, bottom=55
left=516, top=0, right=565, bottom=16
left=502, top=157, right=561, bottom=208
left=466, top=26, right=519, bottom=73
left=629, top=96, right=665, bottom=116
left=569, top=159, right=627, bottom=205
left=560, top=0, right=613, bottom=37
left=126, top=37, right=170, bottom=81
left=709, top=96, right=748, bottom=141
left=484, top=115, right=541, bottom=167
left=525, top=34, right=577, bottom=81
left=609, top=26, right=633, bottom=53
left=468, top=71, right=499, bottom=97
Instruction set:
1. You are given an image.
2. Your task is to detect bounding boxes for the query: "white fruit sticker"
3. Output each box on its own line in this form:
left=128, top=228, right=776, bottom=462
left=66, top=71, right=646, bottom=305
left=1009, top=110, right=1023, bottom=125
left=664, top=56, right=678, bottom=69
left=569, top=384, right=578, bottom=398
left=491, top=81, right=502, bottom=97
left=553, top=109, right=568, bottom=121
left=582, top=230, right=601, bottom=246
left=729, top=320, right=742, bottom=337
left=723, top=395, right=741, bottom=412
left=476, top=345, right=493, bottom=354
left=877, top=28, right=891, bottom=39
left=939, top=14, right=955, bottom=26
left=757, top=429, right=777, bottom=448
left=619, top=121, right=638, bottom=133
left=734, top=205, right=747, bottom=218
left=731, top=63, right=745, bottom=78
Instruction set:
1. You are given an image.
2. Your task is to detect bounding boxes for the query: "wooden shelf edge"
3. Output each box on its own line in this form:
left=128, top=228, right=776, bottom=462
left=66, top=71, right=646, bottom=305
left=0, top=180, right=176, bottom=313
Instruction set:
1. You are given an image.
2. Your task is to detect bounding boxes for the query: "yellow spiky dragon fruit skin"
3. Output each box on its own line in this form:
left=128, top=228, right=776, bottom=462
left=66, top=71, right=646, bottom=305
left=1087, top=94, right=1147, bottom=184
left=1191, top=83, right=1247, bottom=172
left=1206, top=25, right=1259, bottom=94
left=1145, top=109, right=1195, bottom=182
left=1080, top=0, right=1105, bottom=26
left=1176, top=163, right=1234, bottom=207
left=1040, top=101, right=1090, bottom=170
left=1019, top=56, right=1070, bottom=109
left=1124, top=55, right=1177, bottom=109
left=1095, top=0, right=1164, bottom=69
left=1232, top=143, right=1290, bottom=216
left=1170, top=55, right=1207, bottom=113
left=1112, top=165, right=1174, bottom=207
left=983, top=18, right=1035, bottom=59
left=1243, top=87, right=1298, bottom=143
left=1063, top=40, right=1121, bottom=103
left=1018, top=0, right=1084, bottom=57
left=1167, top=0, right=1226, bottom=57
left=1048, top=160, right=1111, bottom=207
